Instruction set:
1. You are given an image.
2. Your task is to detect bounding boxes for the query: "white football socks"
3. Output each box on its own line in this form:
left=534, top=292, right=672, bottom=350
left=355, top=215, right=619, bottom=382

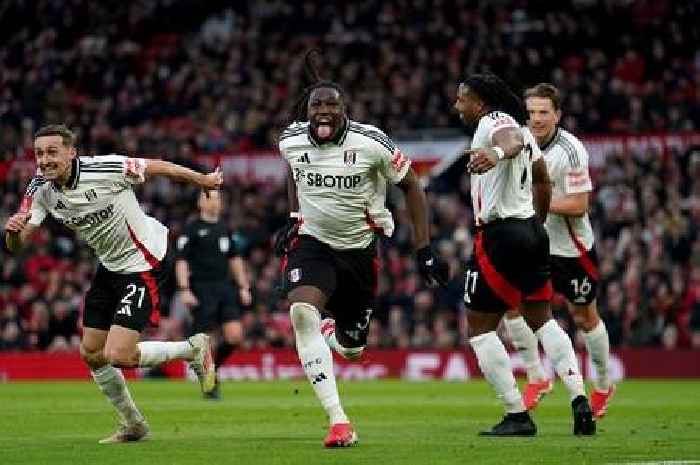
left=583, top=320, right=611, bottom=391
left=536, top=319, right=585, bottom=400
left=137, top=341, right=194, bottom=367
left=91, top=365, right=144, bottom=426
left=503, top=316, right=547, bottom=383
left=470, top=331, right=526, bottom=414
left=291, top=302, right=348, bottom=425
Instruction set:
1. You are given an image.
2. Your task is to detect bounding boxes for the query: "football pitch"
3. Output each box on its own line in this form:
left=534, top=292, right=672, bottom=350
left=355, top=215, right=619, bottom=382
left=1, top=379, right=698, bottom=465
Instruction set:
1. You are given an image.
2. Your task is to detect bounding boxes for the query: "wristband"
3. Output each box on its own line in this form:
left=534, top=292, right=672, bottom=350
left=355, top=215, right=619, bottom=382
left=290, top=212, right=300, bottom=219
left=492, top=146, right=505, bottom=160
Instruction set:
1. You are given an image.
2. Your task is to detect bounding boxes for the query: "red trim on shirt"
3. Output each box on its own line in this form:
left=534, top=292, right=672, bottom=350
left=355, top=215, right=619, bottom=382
left=523, top=280, right=553, bottom=302
left=364, top=209, right=386, bottom=236
left=140, top=270, right=160, bottom=326
left=474, top=232, right=521, bottom=308
left=127, top=223, right=160, bottom=269
left=564, top=218, right=599, bottom=280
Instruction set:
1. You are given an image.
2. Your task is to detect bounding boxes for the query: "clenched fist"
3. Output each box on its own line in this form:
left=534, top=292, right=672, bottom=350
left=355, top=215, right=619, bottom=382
left=4, top=211, right=32, bottom=233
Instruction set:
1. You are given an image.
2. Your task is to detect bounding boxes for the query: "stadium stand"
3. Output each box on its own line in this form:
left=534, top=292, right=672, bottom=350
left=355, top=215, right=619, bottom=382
left=1, top=0, right=700, bottom=352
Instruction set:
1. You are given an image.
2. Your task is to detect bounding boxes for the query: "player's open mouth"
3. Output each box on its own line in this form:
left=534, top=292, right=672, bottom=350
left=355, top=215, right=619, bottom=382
left=316, top=121, right=334, bottom=139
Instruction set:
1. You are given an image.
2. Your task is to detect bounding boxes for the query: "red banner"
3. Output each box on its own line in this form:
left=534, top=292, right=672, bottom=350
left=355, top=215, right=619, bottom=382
left=1, top=348, right=698, bottom=381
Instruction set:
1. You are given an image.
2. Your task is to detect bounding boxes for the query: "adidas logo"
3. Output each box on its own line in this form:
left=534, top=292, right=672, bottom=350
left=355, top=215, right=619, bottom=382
left=55, top=199, right=67, bottom=210
left=296, top=153, right=310, bottom=164
left=312, top=372, right=327, bottom=385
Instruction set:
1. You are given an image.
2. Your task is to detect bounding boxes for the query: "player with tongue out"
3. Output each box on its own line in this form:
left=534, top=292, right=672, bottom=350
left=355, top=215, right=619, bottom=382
left=309, top=86, right=345, bottom=143
left=275, top=51, right=449, bottom=448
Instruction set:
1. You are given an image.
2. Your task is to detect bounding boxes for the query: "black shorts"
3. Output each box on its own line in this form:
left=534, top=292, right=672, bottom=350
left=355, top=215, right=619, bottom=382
left=551, top=248, right=599, bottom=305
left=464, top=217, right=552, bottom=313
left=83, top=249, right=173, bottom=332
left=190, top=280, right=241, bottom=334
left=285, top=235, right=378, bottom=348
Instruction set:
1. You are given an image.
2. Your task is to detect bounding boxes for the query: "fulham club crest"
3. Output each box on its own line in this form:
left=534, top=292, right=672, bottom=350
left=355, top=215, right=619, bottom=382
left=85, top=189, right=98, bottom=202
left=289, top=268, right=302, bottom=283
left=343, top=150, right=357, bottom=166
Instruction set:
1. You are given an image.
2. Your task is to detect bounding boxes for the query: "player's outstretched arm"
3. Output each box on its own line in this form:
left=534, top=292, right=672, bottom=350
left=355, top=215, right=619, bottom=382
left=491, top=126, right=525, bottom=158
left=532, top=157, right=552, bottom=223
left=550, top=192, right=589, bottom=217
left=3, top=212, right=37, bottom=254
left=145, top=160, right=223, bottom=190
left=466, top=126, right=524, bottom=174
left=398, top=168, right=430, bottom=250
left=398, top=168, right=449, bottom=287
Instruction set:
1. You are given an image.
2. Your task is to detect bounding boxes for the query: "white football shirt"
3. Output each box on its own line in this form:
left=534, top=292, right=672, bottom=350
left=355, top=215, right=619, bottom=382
left=541, top=128, right=595, bottom=257
left=26, top=155, right=168, bottom=273
left=470, top=111, right=542, bottom=225
left=279, top=120, right=411, bottom=250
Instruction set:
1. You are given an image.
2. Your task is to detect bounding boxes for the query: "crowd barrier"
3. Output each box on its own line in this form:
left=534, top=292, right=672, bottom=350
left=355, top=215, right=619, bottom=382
left=1, top=348, right=698, bottom=381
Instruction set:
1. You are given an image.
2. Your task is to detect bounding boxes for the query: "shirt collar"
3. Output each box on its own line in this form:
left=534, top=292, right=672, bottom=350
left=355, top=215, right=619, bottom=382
left=540, top=127, right=560, bottom=153
left=53, top=157, right=80, bottom=191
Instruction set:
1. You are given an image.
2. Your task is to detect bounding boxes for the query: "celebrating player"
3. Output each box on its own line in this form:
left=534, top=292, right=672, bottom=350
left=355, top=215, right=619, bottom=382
left=275, top=52, right=448, bottom=448
left=2, top=124, right=221, bottom=443
left=503, top=83, right=614, bottom=416
left=455, top=74, right=595, bottom=436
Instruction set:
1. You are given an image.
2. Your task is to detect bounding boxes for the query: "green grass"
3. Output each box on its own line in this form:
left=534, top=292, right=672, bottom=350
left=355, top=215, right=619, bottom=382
left=1, top=379, right=699, bottom=465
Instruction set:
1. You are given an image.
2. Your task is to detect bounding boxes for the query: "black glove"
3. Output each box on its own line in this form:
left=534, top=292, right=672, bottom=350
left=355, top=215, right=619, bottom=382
left=273, top=217, right=300, bottom=257
left=416, top=246, right=449, bottom=287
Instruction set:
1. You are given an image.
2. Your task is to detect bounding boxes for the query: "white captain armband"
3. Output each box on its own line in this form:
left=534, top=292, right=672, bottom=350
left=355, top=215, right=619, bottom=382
left=124, top=158, right=147, bottom=183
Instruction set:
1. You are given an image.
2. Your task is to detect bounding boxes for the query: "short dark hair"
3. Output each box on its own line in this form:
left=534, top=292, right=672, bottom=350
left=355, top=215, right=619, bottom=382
left=461, top=73, right=527, bottom=124
left=34, top=124, right=76, bottom=147
left=524, top=83, right=561, bottom=111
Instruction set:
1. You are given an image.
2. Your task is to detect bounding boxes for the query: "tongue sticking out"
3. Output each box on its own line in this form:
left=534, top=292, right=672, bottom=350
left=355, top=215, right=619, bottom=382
left=317, top=124, right=332, bottom=139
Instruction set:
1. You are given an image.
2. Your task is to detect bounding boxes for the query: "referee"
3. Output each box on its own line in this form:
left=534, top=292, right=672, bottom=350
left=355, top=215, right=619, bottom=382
left=175, top=189, right=252, bottom=399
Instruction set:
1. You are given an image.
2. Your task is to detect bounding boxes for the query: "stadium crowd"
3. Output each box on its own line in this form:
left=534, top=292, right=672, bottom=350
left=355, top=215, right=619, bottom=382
left=1, top=0, right=700, bottom=352
left=0, top=0, right=698, bottom=160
